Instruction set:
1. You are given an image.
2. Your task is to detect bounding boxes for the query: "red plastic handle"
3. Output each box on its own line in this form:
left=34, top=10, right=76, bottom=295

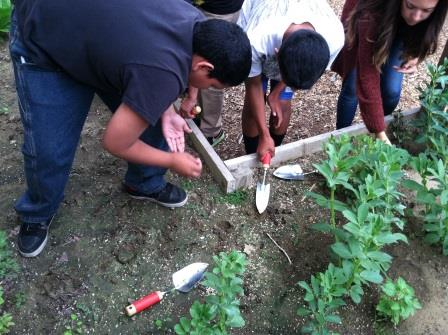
left=260, top=152, right=271, bottom=167
left=125, top=291, right=163, bottom=316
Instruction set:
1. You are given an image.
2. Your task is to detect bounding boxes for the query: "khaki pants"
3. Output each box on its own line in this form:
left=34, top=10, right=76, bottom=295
left=199, top=9, right=241, bottom=138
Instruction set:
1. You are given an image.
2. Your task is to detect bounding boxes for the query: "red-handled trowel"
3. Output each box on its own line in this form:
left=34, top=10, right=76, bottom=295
left=125, top=262, right=208, bottom=316
left=256, top=153, right=271, bottom=214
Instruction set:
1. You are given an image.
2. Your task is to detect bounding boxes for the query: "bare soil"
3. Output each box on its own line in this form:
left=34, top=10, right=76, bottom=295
left=1, top=4, right=448, bottom=334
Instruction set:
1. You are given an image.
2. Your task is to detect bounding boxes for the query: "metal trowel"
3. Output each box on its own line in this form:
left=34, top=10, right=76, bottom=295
left=256, top=153, right=271, bottom=214
left=273, top=164, right=318, bottom=181
left=125, top=262, right=208, bottom=316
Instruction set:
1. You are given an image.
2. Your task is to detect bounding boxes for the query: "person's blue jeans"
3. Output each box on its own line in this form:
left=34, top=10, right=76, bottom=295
left=336, top=38, right=404, bottom=129
left=9, top=11, right=167, bottom=224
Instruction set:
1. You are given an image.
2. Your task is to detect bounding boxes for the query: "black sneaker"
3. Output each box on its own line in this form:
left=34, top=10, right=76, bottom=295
left=18, top=216, right=54, bottom=258
left=123, top=182, right=188, bottom=208
left=206, top=129, right=226, bottom=147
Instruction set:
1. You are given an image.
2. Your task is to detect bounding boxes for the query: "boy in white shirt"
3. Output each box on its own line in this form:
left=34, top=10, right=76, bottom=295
left=238, top=0, right=344, bottom=159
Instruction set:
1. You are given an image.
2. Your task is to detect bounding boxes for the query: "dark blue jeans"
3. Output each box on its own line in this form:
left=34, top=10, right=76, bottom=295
left=9, top=12, right=168, bottom=224
left=336, top=38, right=404, bottom=129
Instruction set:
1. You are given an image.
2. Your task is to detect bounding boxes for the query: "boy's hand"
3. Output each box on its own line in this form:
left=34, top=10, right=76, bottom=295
left=179, top=96, right=198, bottom=118
left=267, top=92, right=283, bottom=128
left=161, top=106, right=192, bottom=152
left=170, top=152, right=202, bottom=178
left=179, top=86, right=200, bottom=118
left=257, top=134, right=275, bottom=160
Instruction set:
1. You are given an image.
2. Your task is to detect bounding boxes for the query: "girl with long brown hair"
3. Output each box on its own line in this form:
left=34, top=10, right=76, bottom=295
left=333, top=0, right=448, bottom=143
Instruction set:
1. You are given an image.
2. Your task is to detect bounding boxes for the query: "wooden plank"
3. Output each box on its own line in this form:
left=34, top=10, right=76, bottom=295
left=224, top=107, right=421, bottom=171
left=185, top=118, right=237, bottom=193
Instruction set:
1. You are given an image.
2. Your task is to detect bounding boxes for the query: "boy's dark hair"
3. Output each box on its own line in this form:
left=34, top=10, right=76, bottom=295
left=193, top=19, right=251, bottom=86
left=278, top=29, right=330, bottom=90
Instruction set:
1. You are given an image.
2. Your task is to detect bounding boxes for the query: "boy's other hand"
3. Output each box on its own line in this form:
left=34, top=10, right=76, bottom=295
left=171, top=152, right=202, bottom=178
left=267, top=93, right=283, bottom=128
left=257, top=134, right=275, bottom=160
left=180, top=96, right=198, bottom=118
left=162, top=105, right=192, bottom=152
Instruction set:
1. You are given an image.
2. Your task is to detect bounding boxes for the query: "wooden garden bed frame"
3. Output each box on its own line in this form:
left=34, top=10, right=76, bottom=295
left=186, top=107, right=421, bottom=193
left=185, top=45, right=447, bottom=193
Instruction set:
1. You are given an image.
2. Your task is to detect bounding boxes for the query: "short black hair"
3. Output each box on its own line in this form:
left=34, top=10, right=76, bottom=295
left=278, top=29, right=330, bottom=90
left=193, top=19, right=251, bottom=86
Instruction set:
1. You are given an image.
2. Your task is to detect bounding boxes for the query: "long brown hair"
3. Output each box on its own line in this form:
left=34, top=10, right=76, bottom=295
left=346, top=0, right=448, bottom=70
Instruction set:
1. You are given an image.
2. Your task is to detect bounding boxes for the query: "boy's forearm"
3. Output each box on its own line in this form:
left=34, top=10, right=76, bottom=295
left=245, top=76, right=269, bottom=136
left=110, top=139, right=174, bottom=168
left=103, top=102, right=174, bottom=169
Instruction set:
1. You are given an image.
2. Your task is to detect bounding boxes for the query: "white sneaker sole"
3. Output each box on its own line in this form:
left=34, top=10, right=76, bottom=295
left=18, top=216, right=54, bottom=258
left=129, top=194, right=188, bottom=208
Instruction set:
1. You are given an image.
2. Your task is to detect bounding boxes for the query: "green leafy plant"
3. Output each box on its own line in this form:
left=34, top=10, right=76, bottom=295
left=154, top=317, right=173, bottom=331
left=0, top=0, right=11, bottom=34
left=63, top=314, right=84, bottom=335
left=174, top=251, right=247, bottom=335
left=299, top=135, right=413, bottom=334
left=0, top=287, right=13, bottom=334
left=376, top=277, right=422, bottom=325
left=298, top=264, right=347, bottom=334
left=0, top=231, right=19, bottom=278
left=415, top=58, right=448, bottom=157
left=216, top=190, right=248, bottom=206
left=0, top=230, right=18, bottom=335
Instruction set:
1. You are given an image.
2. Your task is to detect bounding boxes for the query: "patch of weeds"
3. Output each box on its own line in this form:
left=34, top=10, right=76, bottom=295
left=0, top=231, right=19, bottom=278
left=185, top=203, right=208, bottom=218
left=75, top=302, right=98, bottom=322
left=14, top=292, right=26, bottom=309
left=216, top=190, right=248, bottom=206
left=0, top=230, right=18, bottom=334
left=373, top=316, right=396, bottom=335
left=63, top=314, right=85, bottom=335
left=0, top=287, right=14, bottom=334
left=181, top=179, right=195, bottom=192
left=154, top=317, right=173, bottom=331
left=0, top=106, right=9, bottom=116
left=292, top=223, right=301, bottom=246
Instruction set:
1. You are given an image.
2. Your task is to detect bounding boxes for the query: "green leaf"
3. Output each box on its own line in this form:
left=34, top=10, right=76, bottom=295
left=360, top=270, right=383, bottom=284
left=297, top=307, right=312, bottom=316
left=424, top=233, right=441, bottom=244
left=325, top=314, right=342, bottom=324
left=349, top=285, right=363, bottom=304
left=367, top=251, right=393, bottom=264
left=311, top=223, right=333, bottom=233
left=443, top=236, right=448, bottom=256
left=331, top=242, right=353, bottom=259
left=402, top=179, right=425, bottom=192
left=357, top=203, right=369, bottom=223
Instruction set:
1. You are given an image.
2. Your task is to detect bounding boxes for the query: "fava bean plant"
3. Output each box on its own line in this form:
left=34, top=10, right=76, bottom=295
left=174, top=251, right=247, bottom=335
left=298, top=135, right=419, bottom=334
left=404, top=58, right=448, bottom=255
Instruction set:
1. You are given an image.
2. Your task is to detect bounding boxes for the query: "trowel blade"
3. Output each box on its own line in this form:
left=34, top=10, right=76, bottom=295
left=172, top=262, right=208, bottom=293
left=273, top=164, right=304, bottom=180
left=256, top=182, right=270, bottom=214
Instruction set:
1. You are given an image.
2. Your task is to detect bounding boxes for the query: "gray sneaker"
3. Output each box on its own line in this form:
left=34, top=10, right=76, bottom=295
left=206, top=129, right=226, bottom=147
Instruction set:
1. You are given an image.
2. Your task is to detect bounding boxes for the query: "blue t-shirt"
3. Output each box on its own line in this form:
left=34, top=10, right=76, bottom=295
left=15, top=0, right=204, bottom=125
